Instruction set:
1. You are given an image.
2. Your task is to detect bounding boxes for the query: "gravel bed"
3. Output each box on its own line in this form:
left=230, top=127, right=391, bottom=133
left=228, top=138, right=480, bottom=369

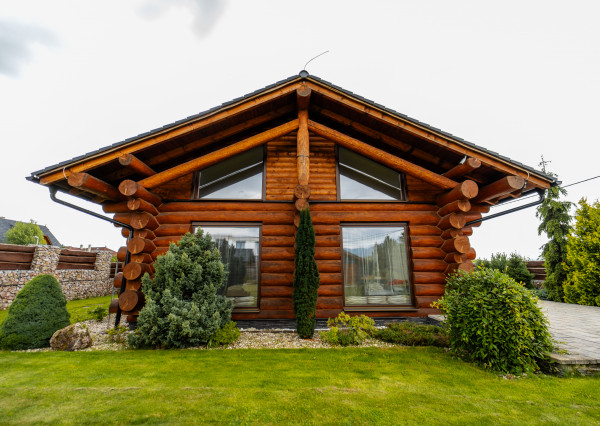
left=19, top=317, right=397, bottom=352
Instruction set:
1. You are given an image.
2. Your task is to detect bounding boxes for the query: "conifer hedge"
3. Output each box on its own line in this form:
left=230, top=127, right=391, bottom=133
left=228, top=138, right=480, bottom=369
left=293, top=208, right=320, bottom=339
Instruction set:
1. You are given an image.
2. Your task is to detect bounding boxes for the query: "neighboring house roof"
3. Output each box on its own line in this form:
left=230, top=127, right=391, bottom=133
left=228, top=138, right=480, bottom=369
left=0, top=218, right=61, bottom=246
left=27, top=71, right=556, bottom=203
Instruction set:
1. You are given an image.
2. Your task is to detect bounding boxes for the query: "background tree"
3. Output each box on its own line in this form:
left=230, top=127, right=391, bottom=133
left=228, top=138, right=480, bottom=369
left=293, top=208, right=320, bottom=339
left=536, top=163, right=572, bottom=301
left=128, top=230, right=233, bottom=349
left=476, top=252, right=534, bottom=288
left=563, top=199, right=600, bottom=306
left=4, top=221, right=46, bottom=245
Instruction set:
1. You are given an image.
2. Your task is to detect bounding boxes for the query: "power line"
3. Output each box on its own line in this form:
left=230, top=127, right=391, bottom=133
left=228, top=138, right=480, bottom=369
left=491, top=175, right=600, bottom=208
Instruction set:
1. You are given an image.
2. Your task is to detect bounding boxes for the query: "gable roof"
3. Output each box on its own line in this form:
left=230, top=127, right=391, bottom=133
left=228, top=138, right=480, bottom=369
left=0, top=218, right=61, bottom=246
left=28, top=72, right=555, bottom=202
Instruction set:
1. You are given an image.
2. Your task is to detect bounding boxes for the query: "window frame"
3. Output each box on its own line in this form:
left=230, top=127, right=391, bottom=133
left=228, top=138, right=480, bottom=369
left=192, top=146, right=267, bottom=201
left=193, top=222, right=262, bottom=313
left=335, top=145, right=408, bottom=202
left=340, top=222, right=416, bottom=311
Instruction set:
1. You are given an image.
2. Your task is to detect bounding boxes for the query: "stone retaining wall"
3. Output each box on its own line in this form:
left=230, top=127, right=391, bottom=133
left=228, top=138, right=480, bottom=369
left=0, top=245, right=113, bottom=310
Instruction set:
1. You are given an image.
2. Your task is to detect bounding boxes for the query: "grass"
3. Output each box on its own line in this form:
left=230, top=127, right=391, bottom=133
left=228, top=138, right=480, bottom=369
left=1, top=347, right=599, bottom=424
left=0, top=295, right=112, bottom=325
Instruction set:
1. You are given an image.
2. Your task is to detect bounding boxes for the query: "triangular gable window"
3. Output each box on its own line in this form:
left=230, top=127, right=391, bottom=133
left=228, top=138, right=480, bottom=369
left=338, top=147, right=406, bottom=200
left=196, top=147, right=263, bottom=199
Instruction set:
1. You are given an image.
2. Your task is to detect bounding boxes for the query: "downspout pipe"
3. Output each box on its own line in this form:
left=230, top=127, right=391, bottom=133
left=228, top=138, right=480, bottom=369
left=48, top=186, right=132, bottom=327
left=465, top=188, right=546, bottom=227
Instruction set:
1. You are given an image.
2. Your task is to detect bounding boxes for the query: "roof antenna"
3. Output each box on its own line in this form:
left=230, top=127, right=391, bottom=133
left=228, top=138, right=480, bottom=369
left=301, top=50, right=329, bottom=76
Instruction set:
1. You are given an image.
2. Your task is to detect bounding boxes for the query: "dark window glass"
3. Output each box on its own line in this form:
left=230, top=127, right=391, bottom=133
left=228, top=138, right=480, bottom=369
left=197, top=147, right=263, bottom=199
left=196, top=225, right=260, bottom=308
left=339, top=147, right=405, bottom=200
left=342, top=226, right=411, bottom=305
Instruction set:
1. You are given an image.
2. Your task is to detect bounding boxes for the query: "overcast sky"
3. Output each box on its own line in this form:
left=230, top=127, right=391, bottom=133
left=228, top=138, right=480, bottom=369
left=1, top=0, right=598, bottom=259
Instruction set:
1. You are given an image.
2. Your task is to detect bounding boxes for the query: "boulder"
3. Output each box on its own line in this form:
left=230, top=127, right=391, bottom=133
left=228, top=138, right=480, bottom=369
left=50, top=324, right=93, bottom=351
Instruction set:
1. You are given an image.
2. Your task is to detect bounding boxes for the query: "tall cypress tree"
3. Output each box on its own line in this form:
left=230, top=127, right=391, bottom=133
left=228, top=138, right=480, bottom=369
left=293, top=208, right=320, bottom=338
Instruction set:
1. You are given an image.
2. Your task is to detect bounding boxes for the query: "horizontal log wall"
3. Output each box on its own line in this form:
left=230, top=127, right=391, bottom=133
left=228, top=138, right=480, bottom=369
left=266, top=133, right=337, bottom=201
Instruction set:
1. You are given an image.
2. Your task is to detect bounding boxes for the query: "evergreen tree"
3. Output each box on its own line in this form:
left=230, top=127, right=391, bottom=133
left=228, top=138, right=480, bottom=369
left=536, top=162, right=572, bottom=301
left=128, top=230, right=233, bottom=349
left=293, top=208, right=320, bottom=338
left=563, top=199, right=600, bottom=306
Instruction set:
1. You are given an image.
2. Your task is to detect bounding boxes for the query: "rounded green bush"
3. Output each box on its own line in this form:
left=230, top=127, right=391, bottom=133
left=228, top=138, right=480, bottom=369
left=0, top=274, right=70, bottom=350
left=434, top=268, right=554, bottom=374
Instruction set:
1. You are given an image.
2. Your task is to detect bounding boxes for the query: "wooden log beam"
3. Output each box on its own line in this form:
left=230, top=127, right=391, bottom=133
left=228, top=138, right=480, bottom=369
left=295, top=198, right=309, bottom=211
left=102, top=201, right=130, bottom=214
left=121, top=228, right=157, bottom=240
left=294, top=184, right=311, bottom=200
left=118, top=180, right=162, bottom=206
left=436, top=180, right=479, bottom=206
left=307, top=120, right=458, bottom=189
left=67, top=172, right=124, bottom=201
left=297, top=87, right=311, bottom=187
left=138, top=119, right=299, bottom=189
left=442, top=157, right=481, bottom=179
left=127, top=237, right=157, bottom=254
left=130, top=212, right=159, bottom=230
left=127, top=198, right=159, bottom=216
left=446, top=261, right=474, bottom=275
left=117, top=246, right=127, bottom=262
left=472, top=176, right=525, bottom=204
left=123, top=262, right=153, bottom=281
left=441, top=236, right=470, bottom=254
left=118, top=154, right=156, bottom=177
left=437, top=199, right=471, bottom=217
left=437, top=213, right=466, bottom=230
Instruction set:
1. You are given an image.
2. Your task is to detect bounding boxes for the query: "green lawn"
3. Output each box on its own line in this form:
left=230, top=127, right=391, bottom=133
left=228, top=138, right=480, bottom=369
left=0, top=295, right=112, bottom=325
left=1, top=347, right=599, bottom=424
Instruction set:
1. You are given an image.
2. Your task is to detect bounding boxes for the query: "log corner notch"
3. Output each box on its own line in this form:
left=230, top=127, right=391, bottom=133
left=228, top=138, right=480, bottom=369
left=436, top=179, right=479, bottom=275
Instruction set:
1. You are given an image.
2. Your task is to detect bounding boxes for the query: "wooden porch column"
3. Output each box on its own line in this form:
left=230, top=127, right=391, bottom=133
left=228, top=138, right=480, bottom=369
left=295, top=87, right=312, bottom=212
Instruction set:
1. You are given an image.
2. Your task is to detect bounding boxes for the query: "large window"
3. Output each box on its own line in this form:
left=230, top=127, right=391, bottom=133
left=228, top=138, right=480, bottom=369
left=338, top=147, right=405, bottom=200
left=342, top=225, right=411, bottom=306
left=196, top=147, right=263, bottom=199
left=195, top=225, right=260, bottom=309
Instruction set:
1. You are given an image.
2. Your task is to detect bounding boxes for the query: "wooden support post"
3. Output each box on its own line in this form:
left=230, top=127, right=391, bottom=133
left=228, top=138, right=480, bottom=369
left=67, top=172, right=124, bottom=201
left=297, top=87, right=311, bottom=188
left=442, top=157, right=482, bottom=179
left=138, top=120, right=299, bottom=189
left=308, top=120, right=458, bottom=189
left=118, top=154, right=156, bottom=177
left=472, top=176, right=525, bottom=204
left=119, top=180, right=162, bottom=206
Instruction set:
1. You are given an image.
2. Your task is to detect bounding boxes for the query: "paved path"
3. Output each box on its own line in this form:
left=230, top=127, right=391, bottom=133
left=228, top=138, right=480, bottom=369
left=538, top=300, right=600, bottom=363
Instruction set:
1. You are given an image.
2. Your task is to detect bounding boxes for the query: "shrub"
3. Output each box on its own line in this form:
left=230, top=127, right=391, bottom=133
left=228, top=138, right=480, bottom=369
left=433, top=269, right=554, bottom=374
left=127, top=230, right=233, bottom=349
left=563, top=199, right=600, bottom=306
left=89, top=306, right=107, bottom=322
left=374, top=322, right=449, bottom=347
left=320, top=312, right=375, bottom=346
left=107, top=326, right=128, bottom=344
left=0, top=274, right=70, bottom=350
left=4, top=221, right=46, bottom=245
left=476, top=252, right=534, bottom=288
left=293, top=208, right=320, bottom=339
left=208, top=322, right=241, bottom=348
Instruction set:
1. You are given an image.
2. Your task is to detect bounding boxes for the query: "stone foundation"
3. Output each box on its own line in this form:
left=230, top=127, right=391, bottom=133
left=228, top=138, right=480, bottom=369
left=0, top=245, right=113, bottom=310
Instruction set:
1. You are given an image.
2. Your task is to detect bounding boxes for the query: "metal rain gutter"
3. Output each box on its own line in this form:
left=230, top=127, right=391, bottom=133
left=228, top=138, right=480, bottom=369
left=48, top=186, right=132, bottom=327
left=465, top=188, right=546, bottom=226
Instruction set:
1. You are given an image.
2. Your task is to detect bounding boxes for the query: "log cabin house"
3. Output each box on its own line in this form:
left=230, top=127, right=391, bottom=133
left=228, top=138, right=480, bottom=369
left=28, top=72, right=555, bottom=322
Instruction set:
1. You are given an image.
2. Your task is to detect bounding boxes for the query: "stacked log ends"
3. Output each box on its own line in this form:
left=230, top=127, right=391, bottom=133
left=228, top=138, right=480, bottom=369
left=118, top=290, right=145, bottom=312
left=294, top=184, right=311, bottom=212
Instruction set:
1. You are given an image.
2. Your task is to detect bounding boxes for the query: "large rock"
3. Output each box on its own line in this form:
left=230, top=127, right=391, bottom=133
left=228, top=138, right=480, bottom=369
left=50, top=324, right=93, bottom=351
